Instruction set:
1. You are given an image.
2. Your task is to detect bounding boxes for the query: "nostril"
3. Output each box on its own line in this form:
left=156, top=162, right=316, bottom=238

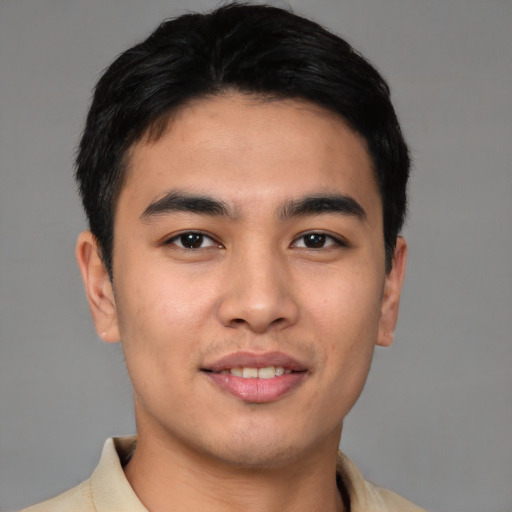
left=218, top=293, right=299, bottom=332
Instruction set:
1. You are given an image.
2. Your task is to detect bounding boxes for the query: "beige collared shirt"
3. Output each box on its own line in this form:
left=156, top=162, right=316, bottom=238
left=22, top=436, right=426, bottom=511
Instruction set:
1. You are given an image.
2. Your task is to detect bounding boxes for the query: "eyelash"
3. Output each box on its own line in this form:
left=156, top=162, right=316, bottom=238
left=164, top=231, right=221, bottom=250
left=164, top=231, right=347, bottom=251
left=291, top=232, right=347, bottom=250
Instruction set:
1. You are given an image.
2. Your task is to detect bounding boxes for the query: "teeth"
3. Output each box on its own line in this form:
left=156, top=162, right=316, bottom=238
left=242, top=367, right=258, bottom=378
left=227, top=366, right=287, bottom=379
left=258, top=366, right=276, bottom=379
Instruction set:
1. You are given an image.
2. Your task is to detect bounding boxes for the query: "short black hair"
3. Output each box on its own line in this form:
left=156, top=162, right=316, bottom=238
left=76, top=2, right=410, bottom=276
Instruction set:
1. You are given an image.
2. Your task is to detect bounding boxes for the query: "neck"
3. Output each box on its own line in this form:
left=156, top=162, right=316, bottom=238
left=124, top=429, right=345, bottom=512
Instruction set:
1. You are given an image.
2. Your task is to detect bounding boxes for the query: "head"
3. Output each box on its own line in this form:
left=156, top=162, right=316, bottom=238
left=75, top=3, right=409, bottom=469
left=76, top=2, right=409, bottom=278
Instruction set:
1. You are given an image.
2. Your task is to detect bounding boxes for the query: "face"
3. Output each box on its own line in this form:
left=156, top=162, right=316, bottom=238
left=77, top=93, right=406, bottom=468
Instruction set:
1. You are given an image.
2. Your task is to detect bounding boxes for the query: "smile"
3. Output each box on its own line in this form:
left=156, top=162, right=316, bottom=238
left=218, top=366, right=293, bottom=378
left=201, top=352, right=309, bottom=403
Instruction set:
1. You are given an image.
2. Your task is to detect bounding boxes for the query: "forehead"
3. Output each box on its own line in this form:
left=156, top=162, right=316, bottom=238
left=120, top=93, right=381, bottom=219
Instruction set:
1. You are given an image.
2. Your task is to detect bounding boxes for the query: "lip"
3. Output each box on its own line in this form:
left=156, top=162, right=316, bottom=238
left=203, top=351, right=308, bottom=373
left=201, top=351, right=309, bottom=404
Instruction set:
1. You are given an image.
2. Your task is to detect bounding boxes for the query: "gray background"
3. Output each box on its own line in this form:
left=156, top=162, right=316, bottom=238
left=0, top=0, right=511, bottom=511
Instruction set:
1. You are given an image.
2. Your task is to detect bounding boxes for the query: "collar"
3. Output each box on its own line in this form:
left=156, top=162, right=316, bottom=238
left=89, top=436, right=391, bottom=512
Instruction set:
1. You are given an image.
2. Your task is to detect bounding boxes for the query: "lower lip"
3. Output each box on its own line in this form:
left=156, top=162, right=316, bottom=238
left=205, top=372, right=307, bottom=403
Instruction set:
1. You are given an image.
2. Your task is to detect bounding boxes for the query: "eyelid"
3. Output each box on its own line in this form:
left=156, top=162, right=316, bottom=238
left=160, top=229, right=347, bottom=250
left=291, top=230, right=348, bottom=248
left=163, top=230, right=223, bottom=249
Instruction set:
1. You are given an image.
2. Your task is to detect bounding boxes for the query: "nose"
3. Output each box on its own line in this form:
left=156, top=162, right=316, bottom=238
left=217, top=248, right=299, bottom=334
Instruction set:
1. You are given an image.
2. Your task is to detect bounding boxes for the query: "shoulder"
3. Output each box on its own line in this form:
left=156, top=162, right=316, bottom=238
left=20, top=436, right=143, bottom=512
left=337, top=451, right=427, bottom=512
left=20, top=480, right=94, bottom=512
left=366, top=481, right=428, bottom=511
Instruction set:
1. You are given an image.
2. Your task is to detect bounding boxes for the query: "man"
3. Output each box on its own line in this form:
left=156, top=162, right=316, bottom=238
left=23, top=3, right=424, bottom=511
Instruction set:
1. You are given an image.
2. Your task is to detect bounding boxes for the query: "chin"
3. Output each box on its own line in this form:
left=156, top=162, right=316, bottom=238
left=196, top=423, right=328, bottom=470
left=212, top=442, right=301, bottom=469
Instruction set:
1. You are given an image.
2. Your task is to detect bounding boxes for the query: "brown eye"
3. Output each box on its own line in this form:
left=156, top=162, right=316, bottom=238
left=303, top=233, right=327, bottom=248
left=292, top=232, right=345, bottom=249
left=180, top=233, right=204, bottom=249
left=166, top=231, right=219, bottom=249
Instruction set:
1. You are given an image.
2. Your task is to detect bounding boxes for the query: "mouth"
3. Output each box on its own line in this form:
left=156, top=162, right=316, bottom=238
left=206, top=366, right=293, bottom=378
left=201, top=352, right=309, bottom=403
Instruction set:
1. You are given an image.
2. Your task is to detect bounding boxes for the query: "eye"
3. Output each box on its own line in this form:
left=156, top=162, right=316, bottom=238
left=292, top=232, right=345, bottom=249
left=166, top=231, right=220, bottom=249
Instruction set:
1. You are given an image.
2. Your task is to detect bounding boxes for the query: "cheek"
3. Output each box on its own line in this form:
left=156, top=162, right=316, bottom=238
left=112, top=260, right=227, bottom=403
left=115, top=258, right=215, bottom=337
left=306, top=280, right=381, bottom=421
left=305, top=266, right=383, bottom=333
left=113, top=270, right=203, bottom=408
left=301, top=266, right=383, bottom=383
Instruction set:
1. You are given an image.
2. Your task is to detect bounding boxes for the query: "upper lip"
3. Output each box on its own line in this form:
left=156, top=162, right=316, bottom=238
left=202, top=351, right=308, bottom=373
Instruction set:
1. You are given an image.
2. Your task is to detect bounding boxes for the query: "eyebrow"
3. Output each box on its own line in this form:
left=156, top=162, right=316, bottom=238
left=279, top=194, right=367, bottom=221
left=140, top=190, right=366, bottom=223
left=140, top=191, right=234, bottom=221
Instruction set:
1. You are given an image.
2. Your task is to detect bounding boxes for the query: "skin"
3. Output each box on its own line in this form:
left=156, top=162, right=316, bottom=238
left=76, top=93, right=407, bottom=512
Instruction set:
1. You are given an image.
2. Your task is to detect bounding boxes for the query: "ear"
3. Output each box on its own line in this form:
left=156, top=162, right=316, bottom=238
left=75, top=231, right=120, bottom=343
left=376, top=237, right=408, bottom=347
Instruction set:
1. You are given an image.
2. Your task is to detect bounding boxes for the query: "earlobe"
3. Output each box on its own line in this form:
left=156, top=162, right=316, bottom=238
left=75, top=231, right=120, bottom=343
left=377, top=237, right=407, bottom=347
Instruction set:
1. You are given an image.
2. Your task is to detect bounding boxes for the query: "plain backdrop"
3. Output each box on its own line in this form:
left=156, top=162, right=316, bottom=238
left=0, top=1, right=511, bottom=511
